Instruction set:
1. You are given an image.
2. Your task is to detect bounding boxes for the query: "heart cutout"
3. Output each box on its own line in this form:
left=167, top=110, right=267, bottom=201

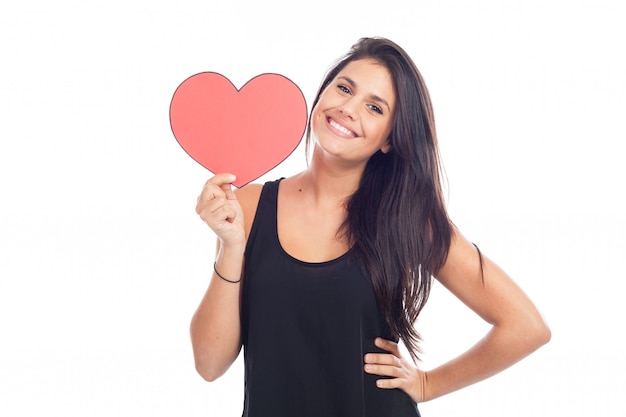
left=170, top=72, right=308, bottom=187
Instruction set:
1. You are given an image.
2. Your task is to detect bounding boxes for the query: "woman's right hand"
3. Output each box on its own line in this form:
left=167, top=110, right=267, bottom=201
left=195, top=173, right=245, bottom=249
left=192, top=173, right=246, bottom=381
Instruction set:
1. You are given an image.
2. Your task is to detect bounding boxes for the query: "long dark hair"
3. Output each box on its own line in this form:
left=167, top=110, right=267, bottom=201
left=307, top=37, right=453, bottom=361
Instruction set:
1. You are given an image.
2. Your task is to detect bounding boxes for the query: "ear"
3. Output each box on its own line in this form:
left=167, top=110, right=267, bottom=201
left=381, top=141, right=392, bottom=154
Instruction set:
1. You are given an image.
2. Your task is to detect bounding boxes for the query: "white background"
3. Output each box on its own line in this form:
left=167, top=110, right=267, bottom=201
left=1, top=0, right=624, bottom=415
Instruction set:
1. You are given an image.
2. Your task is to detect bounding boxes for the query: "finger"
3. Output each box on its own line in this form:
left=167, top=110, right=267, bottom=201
left=364, top=353, right=399, bottom=366
left=215, top=204, right=237, bottom=225
left=199, top=189, right=219, bottom=204
left=200, top=183, right=219, bottom=198
left=197, top=189, right=221, bottom=214
left=199, top=205, right=237, bottom=230
left=220, top=181, right=236, bottom=200
left=375, top=338, right=401, bottom=357
left=207, top=173, right=237, bottom=187
left=375, top=377, right=404, bottom=390
left=199, top=182, right=226, bottom=204
left=364, top=363, right=403, bottom=378
left=199, top=174, right=236, bottom=204
left=205, top=197, right=236, bottom=219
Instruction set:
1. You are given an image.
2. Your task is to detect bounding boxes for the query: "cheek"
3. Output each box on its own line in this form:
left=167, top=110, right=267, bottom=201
left=370, top=120, right=390, bottom=137
left=310, top=107, right=325, bottom=136
left=380, top=119, right=394, bottom=138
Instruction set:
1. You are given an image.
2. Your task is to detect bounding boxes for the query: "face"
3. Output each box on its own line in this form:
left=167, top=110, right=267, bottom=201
left=311, top=58, right=396, bottom=166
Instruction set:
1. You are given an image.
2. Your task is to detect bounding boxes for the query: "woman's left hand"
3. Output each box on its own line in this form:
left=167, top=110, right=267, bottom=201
left=364, top=338, right=428, bottom=403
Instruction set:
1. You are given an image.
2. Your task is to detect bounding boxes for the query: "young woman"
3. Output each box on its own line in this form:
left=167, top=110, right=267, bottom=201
left=191, top=37, right=550, bottom=416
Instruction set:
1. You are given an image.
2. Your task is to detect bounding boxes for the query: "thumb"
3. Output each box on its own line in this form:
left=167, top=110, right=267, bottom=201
left=219, top=176, right=237, bottom=200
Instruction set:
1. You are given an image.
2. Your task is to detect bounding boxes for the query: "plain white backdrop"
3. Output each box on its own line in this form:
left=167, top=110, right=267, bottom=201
left=1, top=0, right=624, bottom=415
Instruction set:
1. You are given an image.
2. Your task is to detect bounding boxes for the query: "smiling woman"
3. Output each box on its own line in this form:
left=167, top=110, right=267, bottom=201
left=311, top=58, right=395, bottom=165
left=190, top=37, right=550, bottom=417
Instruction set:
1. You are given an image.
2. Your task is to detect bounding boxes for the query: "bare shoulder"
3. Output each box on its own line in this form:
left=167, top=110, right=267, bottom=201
left=435, top=227, right=547, bottom=332
left=436, top=227, right=483, bottom=286
left=234, top=183, right=264, bottom=238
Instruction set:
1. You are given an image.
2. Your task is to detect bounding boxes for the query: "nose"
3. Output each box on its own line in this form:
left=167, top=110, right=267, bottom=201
left=338, top=97, right=358, bottom=120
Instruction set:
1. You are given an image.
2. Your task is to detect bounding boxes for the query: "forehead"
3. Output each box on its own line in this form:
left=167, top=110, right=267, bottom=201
left=335, top=59, right=395, bottom=102
left=338, top=58, right=392, bottom=81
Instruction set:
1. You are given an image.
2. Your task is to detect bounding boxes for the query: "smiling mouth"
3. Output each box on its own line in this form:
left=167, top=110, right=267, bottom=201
left=328, top=118, right=356, bottom=137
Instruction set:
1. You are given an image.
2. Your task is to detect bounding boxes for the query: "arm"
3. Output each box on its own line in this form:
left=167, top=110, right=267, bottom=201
left=422, top=228, right=551, bottom=400
left=364, top=227, right=551, bottom=402
left=190, top=240, right=244, bottom=382
left=189, top=174, right=261, bottom=382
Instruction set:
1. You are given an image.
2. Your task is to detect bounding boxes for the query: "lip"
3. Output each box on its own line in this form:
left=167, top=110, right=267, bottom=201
left=325, top=116, right=357, bottom=138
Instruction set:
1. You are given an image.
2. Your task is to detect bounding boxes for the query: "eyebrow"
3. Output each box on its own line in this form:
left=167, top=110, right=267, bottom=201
left=337, top=75, right=392, bottom=112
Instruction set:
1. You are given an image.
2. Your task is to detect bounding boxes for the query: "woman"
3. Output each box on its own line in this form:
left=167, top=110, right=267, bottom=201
left=191, top=37, right=550, bottom=416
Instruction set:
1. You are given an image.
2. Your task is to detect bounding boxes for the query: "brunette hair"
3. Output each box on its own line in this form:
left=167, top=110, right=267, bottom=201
left=307, top=37, right=453, bottom=361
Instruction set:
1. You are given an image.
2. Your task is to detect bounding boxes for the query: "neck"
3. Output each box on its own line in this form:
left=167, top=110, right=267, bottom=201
left=297, top=147, right=366, bottom=204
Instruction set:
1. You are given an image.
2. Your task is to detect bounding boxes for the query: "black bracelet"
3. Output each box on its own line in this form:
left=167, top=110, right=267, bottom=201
left=213, top=262, right=241, bottom=284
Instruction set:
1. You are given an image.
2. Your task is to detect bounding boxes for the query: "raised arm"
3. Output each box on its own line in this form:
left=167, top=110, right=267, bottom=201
left=190, top=174, right=261, bottom=382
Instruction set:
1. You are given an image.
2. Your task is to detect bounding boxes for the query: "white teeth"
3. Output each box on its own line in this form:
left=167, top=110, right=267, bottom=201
left=329, top=119, right=354, bottom=136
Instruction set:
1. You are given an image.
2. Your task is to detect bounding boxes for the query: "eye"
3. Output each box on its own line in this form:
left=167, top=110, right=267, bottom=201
left=337, top=84, right=351, bottom=94
left=368, top=104, right=383, bottom=115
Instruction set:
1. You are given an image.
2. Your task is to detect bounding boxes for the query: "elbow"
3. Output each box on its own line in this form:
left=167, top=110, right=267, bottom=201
left=192, top=341, right=240, bottom=382
left=499, top=310, right=551, bottom=354
left=194, top=355, right=226, bottom=383
left=536, top=319, right=552, bottom=347
left=525, top=312, right=552, bottom=350
left=196, top=367, right=222, bottom=383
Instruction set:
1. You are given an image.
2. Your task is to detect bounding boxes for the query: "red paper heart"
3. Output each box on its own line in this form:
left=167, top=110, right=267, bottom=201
left=170, top=72, right=308, bottom=187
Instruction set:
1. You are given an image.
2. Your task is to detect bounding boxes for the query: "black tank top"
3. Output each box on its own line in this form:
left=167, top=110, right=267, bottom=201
left=241, top=179, right=421, bottom=417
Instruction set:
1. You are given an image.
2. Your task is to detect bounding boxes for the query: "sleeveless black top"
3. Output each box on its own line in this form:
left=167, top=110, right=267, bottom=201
left=241, top=179, right=421, bottom=417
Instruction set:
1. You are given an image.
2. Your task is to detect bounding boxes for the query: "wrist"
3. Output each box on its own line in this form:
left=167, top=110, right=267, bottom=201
left=217, top=240, right=246, bottom=259
left=213, top=262, right=241, bottom=284
left=409, top=368, right=431, bottom=403
left=215, top=241, right=244, bottom=266
left=419, top=370, right=433, bottom=402
left=213, top=247, right=244, bottom=284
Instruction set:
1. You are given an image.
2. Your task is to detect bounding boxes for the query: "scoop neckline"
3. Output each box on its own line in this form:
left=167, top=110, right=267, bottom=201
left=274, top=179, right=352, bottom=267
